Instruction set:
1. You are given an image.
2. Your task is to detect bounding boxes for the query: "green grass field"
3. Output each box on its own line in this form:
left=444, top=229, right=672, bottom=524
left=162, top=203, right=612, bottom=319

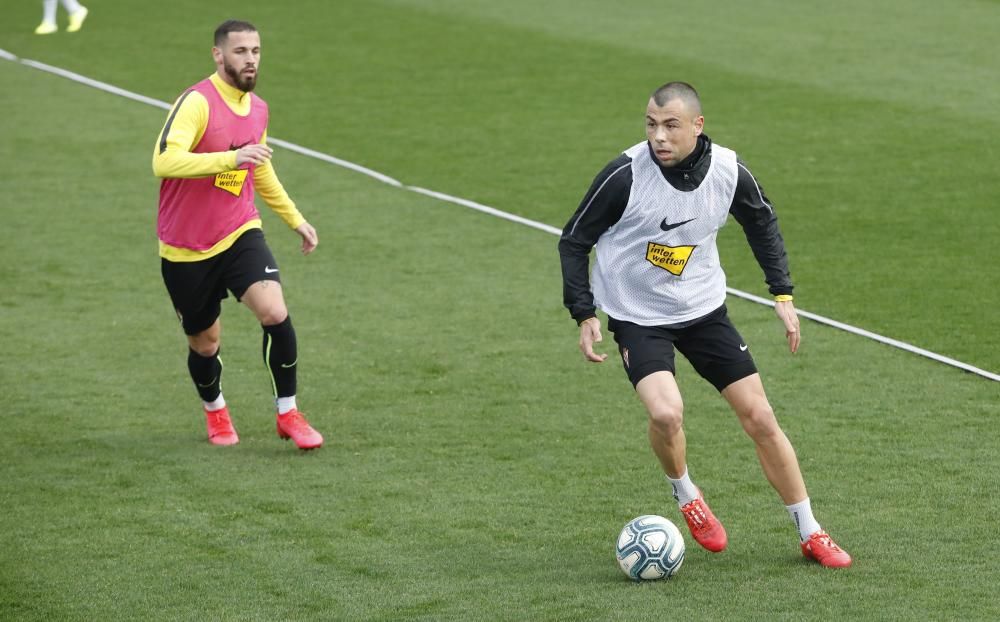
left=2, top=1, right=999, bottom=620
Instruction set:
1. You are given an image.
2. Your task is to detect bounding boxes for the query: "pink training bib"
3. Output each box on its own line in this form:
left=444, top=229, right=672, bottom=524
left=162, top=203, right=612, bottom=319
left=157, top=78, right=269, bottom=251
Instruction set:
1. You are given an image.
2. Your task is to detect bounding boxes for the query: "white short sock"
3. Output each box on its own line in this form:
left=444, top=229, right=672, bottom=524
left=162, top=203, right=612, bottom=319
left=60, top=0, right=83, bottom=14
left=42, top=0, right=58, bottom=23
left=203, top=395, right=226, bottom=412
left=786, top=497, right=822, bottom=542
left=666, top=468, right=699, bottom=507
left=276, top=396, right=297, bottom=415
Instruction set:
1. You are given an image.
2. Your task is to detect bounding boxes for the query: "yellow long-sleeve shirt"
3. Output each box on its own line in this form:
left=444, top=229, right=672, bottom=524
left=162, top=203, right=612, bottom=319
left=153, top=73, right=304, bottom=261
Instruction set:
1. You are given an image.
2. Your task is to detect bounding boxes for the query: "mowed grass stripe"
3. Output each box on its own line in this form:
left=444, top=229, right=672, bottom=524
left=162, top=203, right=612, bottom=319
left=3, top=51, right=995, bottom=384
left=382, top=0, right=1000, bottom=122
left=2, top=0, right=998, bottom=372
left=0, top=52, right=1000, bottom=619
left=2, top=34, right=999, bottom=622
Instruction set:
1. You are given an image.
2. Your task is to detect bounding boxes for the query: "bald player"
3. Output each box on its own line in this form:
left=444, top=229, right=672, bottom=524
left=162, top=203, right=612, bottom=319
left=559, top=81, right=851, bottom=568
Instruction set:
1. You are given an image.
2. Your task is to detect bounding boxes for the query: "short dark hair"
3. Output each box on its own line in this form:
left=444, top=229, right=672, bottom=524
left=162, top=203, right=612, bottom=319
left=651, top=81, right=702, bottom=115
left=214, top=20, right=258, bottom=46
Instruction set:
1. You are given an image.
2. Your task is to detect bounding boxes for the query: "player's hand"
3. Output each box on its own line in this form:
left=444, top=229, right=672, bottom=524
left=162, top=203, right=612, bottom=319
left=235, top=144, right=273, bottom=167
left=774, top=300, right=801, bottom=354
left=295, top=222, right=318, bottom=255
left=579, top=317, right=608, bottom=363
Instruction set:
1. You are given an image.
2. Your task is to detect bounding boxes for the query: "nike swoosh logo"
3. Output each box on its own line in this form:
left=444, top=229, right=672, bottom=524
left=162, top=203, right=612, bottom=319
left=739, top=344, right=748, bottom=352
left=281, top=360, right=297, bottom=369
left=264, top=266, right=279, bottom=273
left=660, top=217, right=696, bottom=232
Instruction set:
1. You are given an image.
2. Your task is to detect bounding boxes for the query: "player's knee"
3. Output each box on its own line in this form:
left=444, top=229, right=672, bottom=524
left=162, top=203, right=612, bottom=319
left=739, top=403, right=779, bottom=440
left=189, top=336, right=220, bottom=358
left=647, top=401, right=684, bottom=434
left=258, top=307, right=289, bottom=327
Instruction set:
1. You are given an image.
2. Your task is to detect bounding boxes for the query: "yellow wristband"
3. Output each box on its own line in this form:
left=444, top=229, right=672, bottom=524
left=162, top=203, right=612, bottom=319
left=774, top=295, right=794, bottom=303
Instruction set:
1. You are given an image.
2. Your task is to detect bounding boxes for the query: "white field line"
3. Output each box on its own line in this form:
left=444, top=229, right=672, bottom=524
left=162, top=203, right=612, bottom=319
left=408, top=186, right=562, bottom=236
left=19, top=58, right=172, bottom=110
left=3, top=48, right=996, bottom=382
left=726, top=290, right=999, bottom=380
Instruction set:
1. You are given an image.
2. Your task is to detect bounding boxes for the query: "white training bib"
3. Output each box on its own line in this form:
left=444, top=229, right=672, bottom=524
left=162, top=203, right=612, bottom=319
left=592, top=141, right=738, bottom=325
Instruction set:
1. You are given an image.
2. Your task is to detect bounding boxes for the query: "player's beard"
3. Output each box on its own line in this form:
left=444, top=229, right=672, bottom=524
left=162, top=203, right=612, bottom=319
left=224, top=59, right=257, bottom=92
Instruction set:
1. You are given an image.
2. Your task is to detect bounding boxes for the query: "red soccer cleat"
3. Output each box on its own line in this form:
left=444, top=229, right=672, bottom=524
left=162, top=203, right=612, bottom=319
left=679, top=492, right=728, bottom=552
left=205, top=406, right=239, bottom=446
left=801, top=530, right=852, bottom=568
left=276, top=409, right=323, bottom=450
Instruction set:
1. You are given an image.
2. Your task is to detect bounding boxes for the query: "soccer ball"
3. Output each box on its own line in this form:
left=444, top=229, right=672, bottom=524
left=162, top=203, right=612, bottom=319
left=615, top=515, right=685, bottom=581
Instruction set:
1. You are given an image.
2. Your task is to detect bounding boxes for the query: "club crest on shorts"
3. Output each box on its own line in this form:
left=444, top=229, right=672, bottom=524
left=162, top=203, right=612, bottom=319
left=646, top=242, right=696, bottom=276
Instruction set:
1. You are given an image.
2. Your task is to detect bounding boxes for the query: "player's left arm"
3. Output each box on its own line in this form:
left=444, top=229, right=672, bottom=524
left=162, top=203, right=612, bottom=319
left=254, top=129, right=318, bottom=255
left=729, top=157, right=799, bottom=353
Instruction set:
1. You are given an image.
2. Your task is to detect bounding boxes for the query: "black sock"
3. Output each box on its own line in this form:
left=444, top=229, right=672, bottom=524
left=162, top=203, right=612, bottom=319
left=262, top=316, right=297, bottom=398
left=188, top=347, right=222, bottom=403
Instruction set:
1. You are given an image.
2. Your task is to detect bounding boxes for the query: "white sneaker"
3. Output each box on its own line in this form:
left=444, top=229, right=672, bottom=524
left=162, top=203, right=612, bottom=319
left=67, top=6, right=89, bottom=32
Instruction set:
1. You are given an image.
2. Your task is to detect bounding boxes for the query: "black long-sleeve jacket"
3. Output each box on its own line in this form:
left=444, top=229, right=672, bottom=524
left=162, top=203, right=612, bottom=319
left=558, top=134, right=793, bottom=324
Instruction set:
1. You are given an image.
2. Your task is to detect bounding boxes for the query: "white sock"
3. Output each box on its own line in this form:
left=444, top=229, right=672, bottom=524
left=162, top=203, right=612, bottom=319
left=786, top=497, right=822, bottom=542
left=203, top=395, right=226, bottom=412
left=276, top=396, right=297, bottom=415
left=42, top=0, right=58, bottom=24
left=60, top=0, right=83, bottom=13
left=666, top=468, right=699, bottom=507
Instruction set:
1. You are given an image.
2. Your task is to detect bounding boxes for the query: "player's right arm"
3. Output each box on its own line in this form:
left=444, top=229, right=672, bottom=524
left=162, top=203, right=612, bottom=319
left=558, top=154, right=632, bottom=361
left=152, top=91, right=271, bottom=178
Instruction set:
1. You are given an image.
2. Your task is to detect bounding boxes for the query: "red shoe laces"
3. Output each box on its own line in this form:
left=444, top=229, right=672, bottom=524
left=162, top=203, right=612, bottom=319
left=812, top=532, right=840, bottom=551
left=682, top=500, right=709, bottom=530
left=283, top=412, right=309, bottom=432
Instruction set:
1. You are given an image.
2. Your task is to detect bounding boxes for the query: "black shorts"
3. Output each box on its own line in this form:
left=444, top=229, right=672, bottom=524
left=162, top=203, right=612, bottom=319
left=161, top=228, right=281, bottom=335
left=607, top=305, right=757, bottom=392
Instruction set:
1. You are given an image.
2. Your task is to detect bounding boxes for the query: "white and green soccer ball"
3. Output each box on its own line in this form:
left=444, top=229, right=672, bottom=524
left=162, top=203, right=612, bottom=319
left=615, top=514, right=685, bottom=581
